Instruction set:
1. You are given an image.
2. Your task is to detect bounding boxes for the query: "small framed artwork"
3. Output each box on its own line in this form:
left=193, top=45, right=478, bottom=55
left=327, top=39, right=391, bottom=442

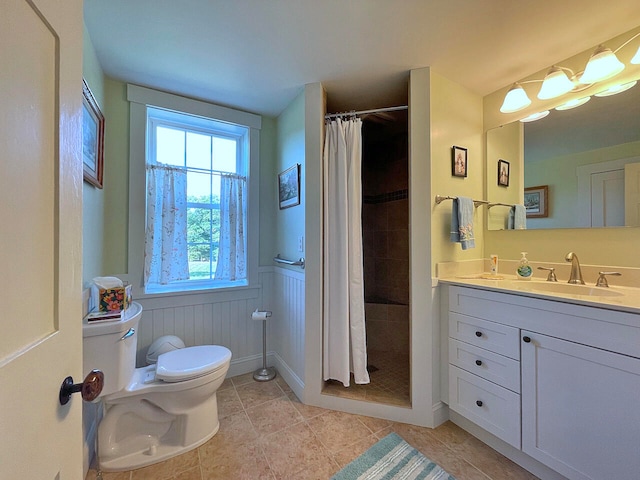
left=82, top=78, right=104, bottom=188
left=451, top=146, right=467, bottom=177
left=524, top=185, right=549, bottom=218
left=498, top=159, right=510, bottom=187
left=278, top=163, right=301, bottom=209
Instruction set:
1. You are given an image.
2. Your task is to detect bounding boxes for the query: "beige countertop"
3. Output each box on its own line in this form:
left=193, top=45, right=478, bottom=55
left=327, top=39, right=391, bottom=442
left=438, top=274, right=640, bottom=315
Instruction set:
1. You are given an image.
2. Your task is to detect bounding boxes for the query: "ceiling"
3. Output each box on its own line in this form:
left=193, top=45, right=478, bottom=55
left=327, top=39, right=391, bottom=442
left=84, top=1, right=640, bottom=117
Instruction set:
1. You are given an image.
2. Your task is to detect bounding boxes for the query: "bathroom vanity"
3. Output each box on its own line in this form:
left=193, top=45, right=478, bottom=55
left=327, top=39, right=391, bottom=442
left=439, top=278, right=640, bottom=480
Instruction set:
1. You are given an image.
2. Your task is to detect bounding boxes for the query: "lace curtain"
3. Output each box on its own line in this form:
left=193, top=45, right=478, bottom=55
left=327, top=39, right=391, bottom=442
left=144, top=164, right=189, bottom=285
left=214, top=174, right=247, bottom=281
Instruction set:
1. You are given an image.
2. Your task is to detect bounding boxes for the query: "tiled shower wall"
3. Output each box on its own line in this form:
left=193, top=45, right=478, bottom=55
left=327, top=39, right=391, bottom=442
left=361, top=117, right=409, bottom=354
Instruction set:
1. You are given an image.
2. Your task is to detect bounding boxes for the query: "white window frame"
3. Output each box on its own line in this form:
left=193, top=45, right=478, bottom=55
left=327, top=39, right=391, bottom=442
left=127, top=84, right=261, bottom=298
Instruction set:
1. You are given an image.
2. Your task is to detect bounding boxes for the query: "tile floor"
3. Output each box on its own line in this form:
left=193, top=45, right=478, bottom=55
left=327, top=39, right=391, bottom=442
left=86, top=372, right=538, bottom=480
left=322, top=349, right=410, bottom=406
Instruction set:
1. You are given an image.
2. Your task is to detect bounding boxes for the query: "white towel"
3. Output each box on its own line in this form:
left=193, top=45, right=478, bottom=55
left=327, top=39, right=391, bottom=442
left=508, top=204, right=526, bottom=230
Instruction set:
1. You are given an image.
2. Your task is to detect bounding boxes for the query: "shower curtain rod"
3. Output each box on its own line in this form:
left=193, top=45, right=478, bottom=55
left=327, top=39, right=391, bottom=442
left=325, top=105, right=408, bottom=120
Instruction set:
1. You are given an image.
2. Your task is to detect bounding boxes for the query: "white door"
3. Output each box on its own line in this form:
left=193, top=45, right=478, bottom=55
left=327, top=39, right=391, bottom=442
left=590, top=169, right=624, bottom=227
left=0, top=0, right=84, bottom=478
left=624, top=162, right=640, bottom=226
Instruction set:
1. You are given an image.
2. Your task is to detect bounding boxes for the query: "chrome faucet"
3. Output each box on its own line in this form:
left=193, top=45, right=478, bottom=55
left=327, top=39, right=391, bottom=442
left=565, top=252, right=585, bottom=284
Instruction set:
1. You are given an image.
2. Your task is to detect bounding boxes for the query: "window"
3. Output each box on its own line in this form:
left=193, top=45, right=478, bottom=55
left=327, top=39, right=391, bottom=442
left=127, top=84, right=261, bottom=297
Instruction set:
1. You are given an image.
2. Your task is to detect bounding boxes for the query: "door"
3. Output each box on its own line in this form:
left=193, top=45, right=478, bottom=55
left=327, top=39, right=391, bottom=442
left=624, top=162, right=640, bottom=226
left=0, top=0, right=83, bottom=478
left=521, top=332, right=640, bottom=480
left=590, top=169, right=624, bottom=227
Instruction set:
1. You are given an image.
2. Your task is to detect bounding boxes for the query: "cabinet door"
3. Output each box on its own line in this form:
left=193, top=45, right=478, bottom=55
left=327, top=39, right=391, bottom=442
left=521, top=331, right=640, bottom=480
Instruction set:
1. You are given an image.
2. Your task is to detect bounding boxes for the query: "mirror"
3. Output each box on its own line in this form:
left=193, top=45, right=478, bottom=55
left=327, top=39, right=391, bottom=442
left=487, top=78, right=640, bottom=230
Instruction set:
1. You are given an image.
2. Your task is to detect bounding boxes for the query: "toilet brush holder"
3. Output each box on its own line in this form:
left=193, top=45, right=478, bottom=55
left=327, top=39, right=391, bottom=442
left=252, top=309, right=276, bottom=382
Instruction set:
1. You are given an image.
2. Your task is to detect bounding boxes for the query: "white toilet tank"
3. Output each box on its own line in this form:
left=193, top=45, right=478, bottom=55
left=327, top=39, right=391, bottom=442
left=83, top=302, right=143, bottom=398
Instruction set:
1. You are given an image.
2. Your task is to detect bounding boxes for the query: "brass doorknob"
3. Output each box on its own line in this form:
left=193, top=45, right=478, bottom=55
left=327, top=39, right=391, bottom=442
left=59, top=369, right=104, bottom=405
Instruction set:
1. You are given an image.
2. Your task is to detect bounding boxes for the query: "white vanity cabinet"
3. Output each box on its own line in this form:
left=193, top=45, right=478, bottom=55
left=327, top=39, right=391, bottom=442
left=445, top=285, right=640, bottom=480
left=521, top=331, right=640, bottom=480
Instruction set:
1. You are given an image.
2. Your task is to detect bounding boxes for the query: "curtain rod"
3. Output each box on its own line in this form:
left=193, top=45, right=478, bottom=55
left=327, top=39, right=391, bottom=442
left=325, top=105, right=408, bottom=120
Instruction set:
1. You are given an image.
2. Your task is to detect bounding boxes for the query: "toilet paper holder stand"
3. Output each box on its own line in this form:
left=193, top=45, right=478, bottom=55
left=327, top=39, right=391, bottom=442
left=252, top=309, right=276, bottom=382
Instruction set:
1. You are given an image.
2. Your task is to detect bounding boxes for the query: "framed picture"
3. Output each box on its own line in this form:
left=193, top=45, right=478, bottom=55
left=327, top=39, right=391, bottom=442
left=82, top=79, right=104, bottom=188
left=451, top=146, right=467, bottom=177
left=498, top=159, right=510, bottom=187
left=278, top=164, right=301, bottom=209
left=524, top=185, right=549, bottom=218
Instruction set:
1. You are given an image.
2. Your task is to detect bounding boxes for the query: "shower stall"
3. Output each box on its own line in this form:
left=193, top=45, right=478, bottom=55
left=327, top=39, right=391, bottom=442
left=323, top=108, right=410, bottom=406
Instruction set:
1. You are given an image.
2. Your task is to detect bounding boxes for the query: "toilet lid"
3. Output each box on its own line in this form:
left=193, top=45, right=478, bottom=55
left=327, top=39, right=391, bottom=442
left=156, top=345, right=231, bottom=382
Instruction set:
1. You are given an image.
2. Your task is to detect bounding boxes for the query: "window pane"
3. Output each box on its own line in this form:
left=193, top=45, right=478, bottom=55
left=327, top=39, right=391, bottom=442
left=212, top=137, right=237, bottom=173
left=156, top=126, right=185, bottom=166
left=186, top=132, right=211, bottom=170
left=188, top=244, right=211, bottom=280
left=187, top=208, right=211, bottom=244
left=187, top=171, right=212, bottom=200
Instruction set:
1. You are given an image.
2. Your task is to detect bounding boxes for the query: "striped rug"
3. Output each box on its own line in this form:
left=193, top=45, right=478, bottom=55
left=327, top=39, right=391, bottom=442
left=331, top=433, right=456, bottom=480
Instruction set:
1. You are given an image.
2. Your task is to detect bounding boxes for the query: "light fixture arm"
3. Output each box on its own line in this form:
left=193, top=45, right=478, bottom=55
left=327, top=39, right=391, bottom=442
left=613, top=31, right=640, bottom=53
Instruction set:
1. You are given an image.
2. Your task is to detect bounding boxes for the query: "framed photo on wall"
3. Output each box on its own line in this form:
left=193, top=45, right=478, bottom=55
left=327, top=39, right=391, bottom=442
left=524, top=185, right=549, bottom=218
left=82, top=78, right=104, bottom=189
left=451, top=146, right=467, bottom=177
left=498, top=159, right=510, bottom=187
left=278, top=164, right=301, bottom=209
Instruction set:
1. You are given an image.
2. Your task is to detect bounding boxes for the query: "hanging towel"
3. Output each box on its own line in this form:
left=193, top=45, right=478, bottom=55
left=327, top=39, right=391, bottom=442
left=508, top=204, right=527, bottom=230
left=450, top=197, right=475, bottom=250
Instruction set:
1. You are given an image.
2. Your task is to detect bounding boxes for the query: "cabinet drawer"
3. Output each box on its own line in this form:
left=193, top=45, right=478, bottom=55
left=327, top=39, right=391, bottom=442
left=449, top=338, right=520, bottom=392
left=449, top=365, right=521, bottom=449
left=449, top=312, right=520, bottom=359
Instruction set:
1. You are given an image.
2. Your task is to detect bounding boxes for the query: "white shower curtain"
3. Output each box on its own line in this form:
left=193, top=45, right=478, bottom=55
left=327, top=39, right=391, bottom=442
left=323, top=118, right=370, bottom=387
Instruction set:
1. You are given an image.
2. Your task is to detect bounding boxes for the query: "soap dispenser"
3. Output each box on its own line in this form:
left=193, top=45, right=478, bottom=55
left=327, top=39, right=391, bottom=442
left=516, top=252, right=533, bottom=280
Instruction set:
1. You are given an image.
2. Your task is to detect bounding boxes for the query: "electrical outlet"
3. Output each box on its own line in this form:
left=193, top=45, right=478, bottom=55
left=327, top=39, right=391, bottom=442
left=298, top=235, right=304, bottom=252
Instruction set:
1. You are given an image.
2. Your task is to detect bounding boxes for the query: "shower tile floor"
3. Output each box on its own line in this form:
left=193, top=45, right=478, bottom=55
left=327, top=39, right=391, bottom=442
left=86, top=372, right=538, bottom=480
left=322, top=349, right=410, bottom=406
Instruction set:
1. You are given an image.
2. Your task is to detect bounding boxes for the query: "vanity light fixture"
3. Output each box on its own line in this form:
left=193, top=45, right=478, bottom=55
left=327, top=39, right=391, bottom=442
left=579, top=45, right=625, bottom=84
left=501, top=30, right=640, bottom=114
left=519, top=110, right=550, bottom=123
left=555, top=96, right=591, bottom=110
left=538, top=66, right=575, bottom=99
left=500, top=83, right=532, bottom=113
left=594, top=80, right=638, bottom=97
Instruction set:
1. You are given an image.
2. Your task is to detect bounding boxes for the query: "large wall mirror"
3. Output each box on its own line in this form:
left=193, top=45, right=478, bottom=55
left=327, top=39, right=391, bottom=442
left=486, top=29, right=640, bottom=231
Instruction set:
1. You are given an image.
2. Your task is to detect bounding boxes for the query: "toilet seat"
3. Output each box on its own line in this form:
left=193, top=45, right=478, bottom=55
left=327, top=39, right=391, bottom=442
left=156, top=345, right=232, bottom=383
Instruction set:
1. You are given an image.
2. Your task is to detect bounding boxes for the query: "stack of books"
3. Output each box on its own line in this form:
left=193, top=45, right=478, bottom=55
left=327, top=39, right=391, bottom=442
left=86, top=310, right=124, bottom=322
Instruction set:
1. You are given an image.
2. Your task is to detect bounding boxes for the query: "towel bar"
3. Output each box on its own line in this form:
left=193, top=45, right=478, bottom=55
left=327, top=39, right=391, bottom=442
left=435, top=195, right=489, bottom=207
left=273, top=254, right=305, bottom=269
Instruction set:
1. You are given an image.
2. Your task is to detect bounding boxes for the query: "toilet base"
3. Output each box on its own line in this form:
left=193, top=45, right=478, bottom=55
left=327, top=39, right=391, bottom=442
left=99, top=421, right=218, bottom=472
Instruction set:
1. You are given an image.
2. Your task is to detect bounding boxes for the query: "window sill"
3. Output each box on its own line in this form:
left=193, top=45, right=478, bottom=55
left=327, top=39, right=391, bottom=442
left=140, top=280, right=260, bottom=302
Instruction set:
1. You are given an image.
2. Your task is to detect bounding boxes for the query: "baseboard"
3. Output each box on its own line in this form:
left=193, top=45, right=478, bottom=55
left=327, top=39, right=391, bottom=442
left=271, top=352, right=304, bottom=399
left=432, top=401, right=449, bottom=428
left=227, top=352, right=266, bottom=378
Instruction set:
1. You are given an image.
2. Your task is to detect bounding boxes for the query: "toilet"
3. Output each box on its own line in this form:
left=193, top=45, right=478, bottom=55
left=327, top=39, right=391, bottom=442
left=83, top=302, right=232, bottom=472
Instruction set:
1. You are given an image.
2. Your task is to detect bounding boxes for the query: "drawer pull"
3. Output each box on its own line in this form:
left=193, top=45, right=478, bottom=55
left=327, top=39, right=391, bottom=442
left=475, top=359, right=482, bottom=366
left=475, top=331, right=483, bottom=337
left=523, top=336, right=531, bottom=343
left=476, top=400, right=483, bottom=407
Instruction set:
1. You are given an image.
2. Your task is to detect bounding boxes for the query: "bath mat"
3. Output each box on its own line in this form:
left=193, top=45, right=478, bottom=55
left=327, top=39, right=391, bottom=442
left=331, top=432, right=456, bottom=480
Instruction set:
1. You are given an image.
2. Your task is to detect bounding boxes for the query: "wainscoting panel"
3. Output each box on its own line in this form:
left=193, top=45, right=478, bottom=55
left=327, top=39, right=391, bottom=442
left=270, top=267, right=306, bottom=395
left=133, top=269, right=306, bottom=386
left=136, top=276, right=269, bottom=375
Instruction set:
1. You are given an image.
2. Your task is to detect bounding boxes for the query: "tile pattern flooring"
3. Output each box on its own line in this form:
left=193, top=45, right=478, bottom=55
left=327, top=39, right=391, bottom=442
left=322, top=349, right=410, bottom=406
left=86, top=373, right=539, bottom=480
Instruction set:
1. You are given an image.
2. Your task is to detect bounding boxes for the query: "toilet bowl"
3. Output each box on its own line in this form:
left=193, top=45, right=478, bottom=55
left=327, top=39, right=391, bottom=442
left=83, top=303, right=232, bottom=472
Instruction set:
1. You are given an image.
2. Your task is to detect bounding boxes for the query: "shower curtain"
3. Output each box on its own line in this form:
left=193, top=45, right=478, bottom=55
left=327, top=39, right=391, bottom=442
left=323, top=118, right=370, bottom=387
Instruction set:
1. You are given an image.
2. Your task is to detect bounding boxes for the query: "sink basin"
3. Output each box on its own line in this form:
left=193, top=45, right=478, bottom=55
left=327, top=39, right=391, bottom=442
left=510, top=281, right=623, bottom=297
